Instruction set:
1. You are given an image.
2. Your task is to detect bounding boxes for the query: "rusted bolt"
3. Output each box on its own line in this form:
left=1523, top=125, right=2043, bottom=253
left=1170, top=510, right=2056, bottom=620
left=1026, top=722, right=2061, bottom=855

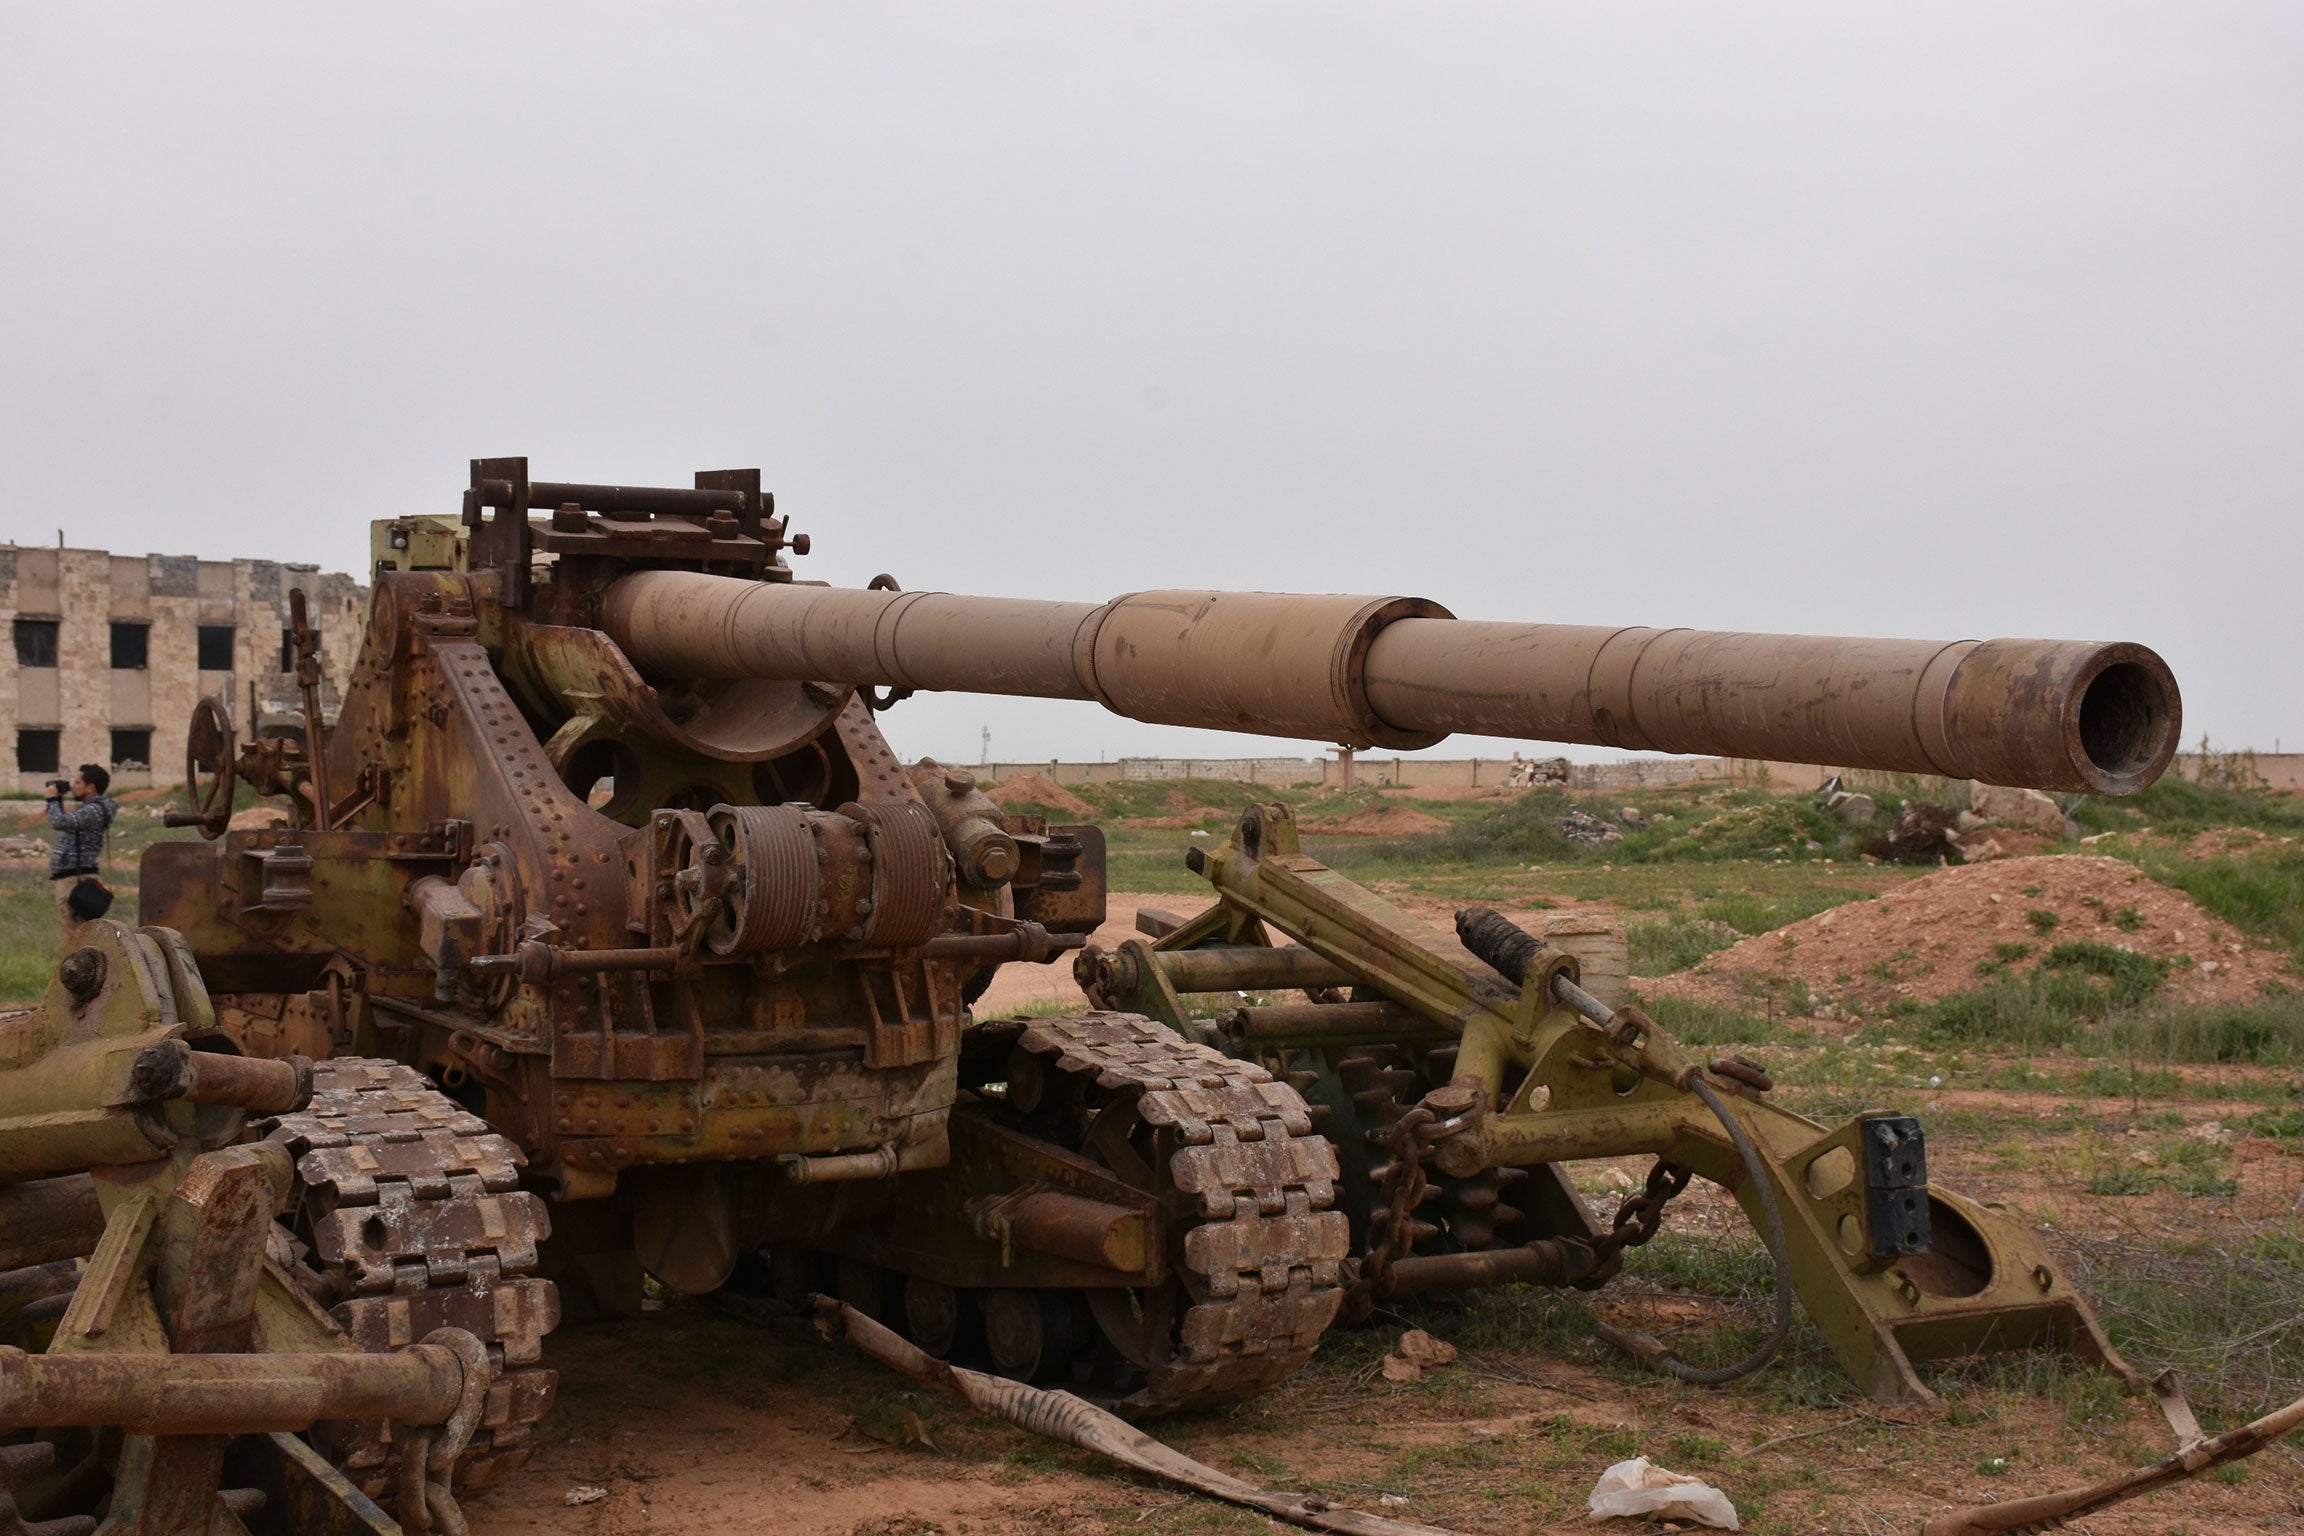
left=59, top=948, right=106, bottom=1005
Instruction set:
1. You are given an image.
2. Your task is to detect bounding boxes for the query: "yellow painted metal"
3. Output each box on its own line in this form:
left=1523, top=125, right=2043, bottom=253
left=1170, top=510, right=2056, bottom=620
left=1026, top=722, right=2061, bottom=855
left=1126, top=803, right=2145, bottom=1405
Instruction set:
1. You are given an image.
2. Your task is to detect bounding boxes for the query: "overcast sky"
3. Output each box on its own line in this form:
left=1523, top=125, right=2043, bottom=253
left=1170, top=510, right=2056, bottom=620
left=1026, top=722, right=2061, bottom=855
left=3, top=4, right=2297, bottom=767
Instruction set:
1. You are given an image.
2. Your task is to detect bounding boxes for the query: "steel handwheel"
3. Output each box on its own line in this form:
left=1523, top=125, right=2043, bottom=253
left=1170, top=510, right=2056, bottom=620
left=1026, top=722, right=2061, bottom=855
left=183, top=694, right=237, bottom=839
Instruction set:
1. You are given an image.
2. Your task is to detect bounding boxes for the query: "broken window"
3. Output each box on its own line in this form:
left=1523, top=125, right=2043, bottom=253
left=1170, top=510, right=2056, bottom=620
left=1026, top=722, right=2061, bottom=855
left=197, top=624, right=235, bottom=671
left=110, top=621, right=149, bottom=670
left=110, top=728, right=152, bottom=769
left=14, top=619, right=57, bottom=668
left=17, top=729, right=59, bottom=774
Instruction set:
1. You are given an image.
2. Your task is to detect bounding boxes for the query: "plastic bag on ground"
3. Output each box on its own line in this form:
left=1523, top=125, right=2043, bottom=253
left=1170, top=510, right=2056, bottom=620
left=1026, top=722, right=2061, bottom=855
left=1585, top=1456, right=1739, bottom=1529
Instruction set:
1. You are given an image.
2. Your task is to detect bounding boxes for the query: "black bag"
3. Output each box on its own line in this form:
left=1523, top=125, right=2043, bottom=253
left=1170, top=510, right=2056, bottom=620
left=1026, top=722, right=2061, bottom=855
left=67, top=877, right=113, bottom=921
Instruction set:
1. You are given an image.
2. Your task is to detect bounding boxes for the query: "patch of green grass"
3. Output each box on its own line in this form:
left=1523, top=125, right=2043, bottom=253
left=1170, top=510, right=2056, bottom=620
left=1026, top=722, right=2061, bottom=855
left=2044, top=941, right=2170, bottom=1003
left=2154, top=847, right=2304, bottom=962
left=2026, top=908, right=2061, bottom=936
left=1915, top=943, right=2170, bottom=1051
left=2074, top=775, right=2304, bottom=839
left=2095, top=993, right=2304, bottom=1066
left=1413, top=784, right=1888, bottom=871
left=1626, top=915, right=1742, bottom=974
left=2242, top=1105, right=2304, bottom=1145
left=2071, top=1063, right=2184, bottom=1099
left=1696, top=888, right=1846, bottom=935
left=1640, top=993, right=1794, bottom=1046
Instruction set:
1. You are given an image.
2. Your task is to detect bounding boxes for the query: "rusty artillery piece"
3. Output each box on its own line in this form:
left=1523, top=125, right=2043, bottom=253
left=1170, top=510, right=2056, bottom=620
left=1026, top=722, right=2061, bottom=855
left=99, top=459, right=2182, bottom=1506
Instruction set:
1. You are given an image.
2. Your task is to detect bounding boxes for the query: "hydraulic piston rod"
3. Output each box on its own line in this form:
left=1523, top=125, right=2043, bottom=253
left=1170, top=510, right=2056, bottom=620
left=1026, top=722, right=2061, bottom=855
left=600, top=571, right=2179, bottom=794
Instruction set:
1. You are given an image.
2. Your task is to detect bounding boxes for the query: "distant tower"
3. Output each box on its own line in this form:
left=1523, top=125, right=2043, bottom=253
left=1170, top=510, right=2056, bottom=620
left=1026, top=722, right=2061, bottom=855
left=980, top=725, right=991, bottom=766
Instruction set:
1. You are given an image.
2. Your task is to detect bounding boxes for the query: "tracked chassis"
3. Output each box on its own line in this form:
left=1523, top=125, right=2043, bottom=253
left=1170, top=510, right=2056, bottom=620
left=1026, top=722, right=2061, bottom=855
left=264, top=1058, right=559, bottom=1497
left=819, top=1012, right=1348, bottom=1412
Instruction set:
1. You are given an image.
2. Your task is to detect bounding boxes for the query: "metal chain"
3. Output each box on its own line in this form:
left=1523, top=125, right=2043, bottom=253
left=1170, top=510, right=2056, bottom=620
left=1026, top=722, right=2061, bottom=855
left=1577, top=1158, right=1693, bottom=1287
left=1347, top=1105, right=1435, bottom=1315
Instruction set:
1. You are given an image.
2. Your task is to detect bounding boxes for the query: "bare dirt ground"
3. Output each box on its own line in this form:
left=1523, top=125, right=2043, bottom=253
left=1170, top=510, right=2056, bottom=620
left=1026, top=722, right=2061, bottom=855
left=465, top=1219, right=2304, bottom=1536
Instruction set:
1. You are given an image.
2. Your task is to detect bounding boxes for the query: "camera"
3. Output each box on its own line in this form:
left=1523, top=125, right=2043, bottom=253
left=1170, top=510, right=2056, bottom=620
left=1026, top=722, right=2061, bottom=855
left=46, top=779, right=70, bottom=798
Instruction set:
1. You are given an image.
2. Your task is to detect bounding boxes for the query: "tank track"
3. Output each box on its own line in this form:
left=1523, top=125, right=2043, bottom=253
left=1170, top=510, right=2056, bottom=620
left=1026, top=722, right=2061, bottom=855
left=1013, top=1012, right=1349, bottom=1413
left=260, top=1058, right=560, bottom=1497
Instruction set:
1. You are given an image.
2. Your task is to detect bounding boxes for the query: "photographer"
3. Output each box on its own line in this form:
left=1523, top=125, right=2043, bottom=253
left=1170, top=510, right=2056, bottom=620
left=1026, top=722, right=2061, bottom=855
left=47, top=763, right=119, bottom=946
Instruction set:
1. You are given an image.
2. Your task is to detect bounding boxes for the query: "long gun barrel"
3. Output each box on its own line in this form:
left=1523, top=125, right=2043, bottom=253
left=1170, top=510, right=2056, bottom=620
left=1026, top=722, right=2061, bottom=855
left=600, top=571, right=2178, bottom=794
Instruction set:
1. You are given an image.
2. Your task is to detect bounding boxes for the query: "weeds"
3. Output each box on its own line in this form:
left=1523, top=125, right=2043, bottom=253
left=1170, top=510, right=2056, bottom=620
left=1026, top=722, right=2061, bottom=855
left=1627, top=915, right=1742, bottom=974
left=2070, top=1227, right=2304, bottom=1418
left=1641, top=993, right=1792, bottom=1046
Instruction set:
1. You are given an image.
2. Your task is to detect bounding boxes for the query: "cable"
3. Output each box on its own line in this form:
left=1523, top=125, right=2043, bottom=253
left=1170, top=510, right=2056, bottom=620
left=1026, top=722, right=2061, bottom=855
left=1548, top=973, right=1796, bottom=1385
left=1655, top=1076, right=1795, bottom=1384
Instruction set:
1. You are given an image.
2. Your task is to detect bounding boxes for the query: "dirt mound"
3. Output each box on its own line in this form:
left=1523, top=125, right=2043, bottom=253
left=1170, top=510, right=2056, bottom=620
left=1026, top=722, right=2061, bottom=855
left=1643, top=855, right=2287, bottom=1015
left=1303, top=805, right=1447, bottom=837
left=981, top=772, right=1094, bottom=819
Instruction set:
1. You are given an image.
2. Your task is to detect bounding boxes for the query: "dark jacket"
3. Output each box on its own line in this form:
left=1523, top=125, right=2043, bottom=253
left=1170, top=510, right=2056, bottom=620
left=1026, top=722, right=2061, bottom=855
left=47, top=794, right=118, bottom=877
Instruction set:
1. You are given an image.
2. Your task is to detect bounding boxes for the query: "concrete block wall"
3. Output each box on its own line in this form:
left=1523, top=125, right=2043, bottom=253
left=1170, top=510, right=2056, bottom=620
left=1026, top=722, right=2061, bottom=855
left=0, top=543, right=368, bottom=795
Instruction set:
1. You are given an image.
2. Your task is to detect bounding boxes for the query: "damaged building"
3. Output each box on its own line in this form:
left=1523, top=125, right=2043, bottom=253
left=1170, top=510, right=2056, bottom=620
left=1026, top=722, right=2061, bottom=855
left=0, top=546, right=365, bottom=794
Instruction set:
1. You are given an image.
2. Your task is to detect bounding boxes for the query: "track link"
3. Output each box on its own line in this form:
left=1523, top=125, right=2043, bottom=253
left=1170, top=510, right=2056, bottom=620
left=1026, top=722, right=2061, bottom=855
left=1014, top=1012, right=1349, bottom=1412
left=260, top=1058, right=560, bottom=1496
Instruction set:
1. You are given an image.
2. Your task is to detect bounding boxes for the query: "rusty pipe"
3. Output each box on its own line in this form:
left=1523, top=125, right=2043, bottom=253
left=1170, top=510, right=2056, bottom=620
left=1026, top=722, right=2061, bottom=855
left=0, top=1178, right=105, bottom=1271
left=600, top=572, right=2178, bottom=794
left=127, top=1041, right=313, bottom=1114
left=970, top=1188, right=1151, bottom=1274
left=1147, top=946, right=1357, bottom=994
left=920, top=925, right=1086, bottom=964
left=1219, top=1001, right=1448, bottom=1048
left=466, top=942, right=681, bottom=983
left=1380, top=1241, right=1576, bottom=1298
left=0, top=1342, right=466, bottom=1435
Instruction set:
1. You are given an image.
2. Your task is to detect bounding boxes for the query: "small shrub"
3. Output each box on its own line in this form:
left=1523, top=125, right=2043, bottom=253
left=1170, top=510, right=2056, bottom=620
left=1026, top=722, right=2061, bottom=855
left=2044, top=941, right=2169, bottom=1007
left=2244, top=1106, right=2304, bottom=1144
left=2026, top=909, right=2060, bottom=936
left=2113, top=907, right=2146, bottom=933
